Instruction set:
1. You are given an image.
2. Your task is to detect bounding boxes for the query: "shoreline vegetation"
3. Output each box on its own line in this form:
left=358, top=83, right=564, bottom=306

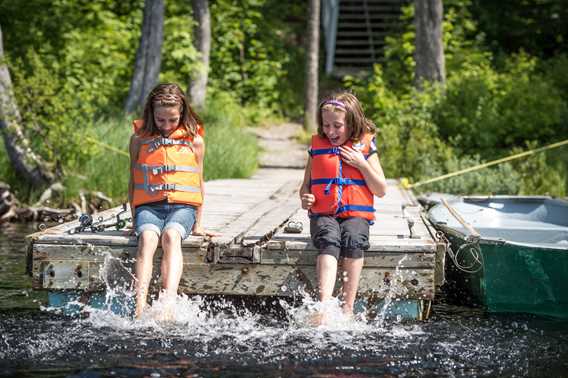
left=1, top=1, right=568, bottom=224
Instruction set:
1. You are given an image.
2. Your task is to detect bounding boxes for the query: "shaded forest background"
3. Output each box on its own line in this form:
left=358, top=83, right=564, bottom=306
left=0, top=0, right=567, bottom=210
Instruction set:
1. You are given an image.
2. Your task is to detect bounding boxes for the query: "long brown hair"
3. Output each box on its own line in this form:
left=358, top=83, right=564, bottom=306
left=140, top=83, right=202, bottom=137
left=316, top=91, right=375, bottom=141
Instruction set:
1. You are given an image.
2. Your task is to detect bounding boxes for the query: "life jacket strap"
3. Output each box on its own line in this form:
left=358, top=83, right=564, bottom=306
left=336, top=204, right=375, bottom=214
left=310, top=147, right=339, bottom=156
left=135, top=164, right=200, bottom=175
left=135, top=183, right=201, bottom=194
left=311, top=177, right=367, bottom=195
left=143, top=138, right=193, bottom=152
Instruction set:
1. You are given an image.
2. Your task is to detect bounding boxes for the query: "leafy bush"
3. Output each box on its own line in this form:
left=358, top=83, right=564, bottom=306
left=417, top=154, right=521, bottom=195
left=433, top=53, right=568, bottom=158
left=209, top=0, right=304, bottom=114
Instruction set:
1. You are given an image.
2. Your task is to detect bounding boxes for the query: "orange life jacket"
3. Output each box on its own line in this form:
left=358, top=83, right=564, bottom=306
left=309, top=134, right=375, bottom=220
left=131, top=120, right=203, bottom=209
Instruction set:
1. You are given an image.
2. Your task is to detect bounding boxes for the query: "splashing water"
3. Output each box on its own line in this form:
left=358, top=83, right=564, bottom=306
left=1, top=226, right=568, bottom=376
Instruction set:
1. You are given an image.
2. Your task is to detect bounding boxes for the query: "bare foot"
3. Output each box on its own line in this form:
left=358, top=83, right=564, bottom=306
left=153, top=307, right=174, bottom=322
left=308, top=311, right=328, bottom=326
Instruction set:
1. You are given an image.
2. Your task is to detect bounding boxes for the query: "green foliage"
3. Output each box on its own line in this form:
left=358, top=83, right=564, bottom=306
left=346, top=52, right=567, bottom=196
left=62, top=117, right=132, bottom=204
left=209, top=0, right=305, bottom=115
left=471, top=0, right=568, bottom=58
left=511, top=142, right=566, bottom=197
left=10, top=50, right=96, bottom=170
left=433, top=53, right=568, bottom=157
left=199, top=92, right=260, bottom=180
left=3, top=0, right=140, bottom=176
left=160, top=1, right=199, bottom=85
left=417, top=155, right=521, bottom=195
left=204, top=122, right=259, bottom=181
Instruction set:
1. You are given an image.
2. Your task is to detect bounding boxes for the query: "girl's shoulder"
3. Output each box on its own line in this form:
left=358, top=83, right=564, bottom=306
left=132, top=119, right=144, bottom=133
left=193, top=133, right=204, bottom=146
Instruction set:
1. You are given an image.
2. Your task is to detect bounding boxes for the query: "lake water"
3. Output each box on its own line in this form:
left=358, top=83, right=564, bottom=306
left=1, top=223, right=567, bottom=377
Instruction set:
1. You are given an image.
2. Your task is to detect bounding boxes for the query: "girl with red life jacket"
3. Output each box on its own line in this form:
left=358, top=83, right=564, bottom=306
left=128, top=83, right=215, bottom=319
left=300, top=91, right=387, bottom=325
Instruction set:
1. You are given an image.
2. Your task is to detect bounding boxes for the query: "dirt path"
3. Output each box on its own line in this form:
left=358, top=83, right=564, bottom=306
left=248, top=122, right=307, bottom=169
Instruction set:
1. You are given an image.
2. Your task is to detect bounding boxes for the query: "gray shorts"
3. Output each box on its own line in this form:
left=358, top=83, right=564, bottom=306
left=134, top=201, right=196, bottom=240
left=310, top=216, right=370, bottom=259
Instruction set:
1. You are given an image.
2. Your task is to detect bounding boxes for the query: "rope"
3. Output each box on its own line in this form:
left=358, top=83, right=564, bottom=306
left=86, top=137, right=129, bottom=157
left=401, top=138, right=568, bottom=189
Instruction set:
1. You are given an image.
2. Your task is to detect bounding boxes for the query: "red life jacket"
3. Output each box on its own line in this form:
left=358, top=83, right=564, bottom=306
left=309, top=134, right=375, bottom=220
left=131, top=120, right=204, bottom=209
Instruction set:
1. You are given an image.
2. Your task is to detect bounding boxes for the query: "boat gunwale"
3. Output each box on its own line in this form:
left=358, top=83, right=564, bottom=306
left=432, top=223, right=568, bottom=251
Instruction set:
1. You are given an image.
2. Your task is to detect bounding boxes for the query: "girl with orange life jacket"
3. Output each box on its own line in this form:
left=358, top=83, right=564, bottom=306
left=128, top=83, right=216, bottom=320
left=299, top=91, right=387, bottom=325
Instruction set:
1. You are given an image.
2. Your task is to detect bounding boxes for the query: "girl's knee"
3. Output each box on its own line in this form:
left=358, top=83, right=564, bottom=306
left=161, top=228, right=182, bottom=245
left=139, top=230, right=159, bottom=245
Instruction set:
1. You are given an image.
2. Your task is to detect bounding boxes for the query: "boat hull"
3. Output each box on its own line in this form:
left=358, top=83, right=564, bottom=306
left=443, top=230, right=568, bottom=319
left=428, top=196, right=568, bottom=319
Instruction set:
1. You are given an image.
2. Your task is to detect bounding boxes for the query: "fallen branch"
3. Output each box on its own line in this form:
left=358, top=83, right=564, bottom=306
left=0, top=182, right=115, bottom=224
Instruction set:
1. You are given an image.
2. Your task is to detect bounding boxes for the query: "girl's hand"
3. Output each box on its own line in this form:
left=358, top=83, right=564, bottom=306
left=339, top=146, right=366, bottom=169
left=123, top=227, right=136, bottom=236
left=192, top=225, right=220, bottom=237
left=301, top=193, right=316, bottom=210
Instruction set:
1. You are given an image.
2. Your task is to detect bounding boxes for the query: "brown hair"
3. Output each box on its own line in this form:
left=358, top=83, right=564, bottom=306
left=140, top=83, right=202, bottom=137
left=316, top=91, right=375, bottom=141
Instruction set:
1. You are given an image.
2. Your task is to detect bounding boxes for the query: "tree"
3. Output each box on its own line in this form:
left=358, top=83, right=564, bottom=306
left=189, top=0, right=211, bottom=109
left=124, top=0, right=164, bottom=113
left=0, top=23, right=54, bottom=187
left=414, top=0, right=445, bottom=88
left=303, top=0, right=320, bottom=132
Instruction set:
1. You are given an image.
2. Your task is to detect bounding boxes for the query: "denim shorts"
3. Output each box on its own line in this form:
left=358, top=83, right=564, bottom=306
left=134, top=201, right=197, bottom=240
left=310, top=216, right=370, bottom=259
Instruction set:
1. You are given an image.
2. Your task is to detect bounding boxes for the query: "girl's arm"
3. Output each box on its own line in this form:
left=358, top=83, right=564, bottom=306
left=300, top=156, right=315, bottom=209
left=339, top=146, right=387, bottom=197
left=191, top=134, right=206, bottom=234
left=128, top=134, right=140, bottom=221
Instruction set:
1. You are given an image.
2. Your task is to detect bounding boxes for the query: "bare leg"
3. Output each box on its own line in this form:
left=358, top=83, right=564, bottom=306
left=135, top=230, right=160, bottom=318
left=340, top=257, right=364, bottom=316
left=316, top=254, right=338, bottom=301
left=160, top=228, right=183, bottom=299
left=310, top=254, right=339, bottom=326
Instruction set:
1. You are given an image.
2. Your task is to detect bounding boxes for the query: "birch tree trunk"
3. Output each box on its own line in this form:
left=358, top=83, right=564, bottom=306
left=0, top=23, right=54, bottom=187
left=414, top=0, right=445, bottom=89
left=124, top=0, right=164, bottom=113
left=189, top=0, right=211, bottom=109
left=304, top=0, right=320, bottom=132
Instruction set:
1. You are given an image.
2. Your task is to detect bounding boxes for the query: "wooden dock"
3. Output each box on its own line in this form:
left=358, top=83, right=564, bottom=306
left=26, top=169, right=445, bottom=319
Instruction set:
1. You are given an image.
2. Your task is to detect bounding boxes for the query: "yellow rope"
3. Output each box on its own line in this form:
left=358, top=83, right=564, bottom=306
left=86, top=137, right=129, bottom=157
left=401, top=138, right=568, bottom=190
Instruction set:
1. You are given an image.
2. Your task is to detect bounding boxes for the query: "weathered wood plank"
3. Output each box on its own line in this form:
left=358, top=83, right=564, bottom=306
left=265, top=238, right=438, bottom=252
left=180, top=264, right=435, bottom=299
left=261, top=249, right=435, bottom=268
left=179, top=263, right=434, bottom=299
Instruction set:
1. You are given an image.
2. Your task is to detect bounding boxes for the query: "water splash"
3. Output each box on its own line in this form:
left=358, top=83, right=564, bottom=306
left=5, top=250, right=566, bottom=376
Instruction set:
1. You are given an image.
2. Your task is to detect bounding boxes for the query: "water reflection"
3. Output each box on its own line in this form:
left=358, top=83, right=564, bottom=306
left=1, top=224, right=568, bottom=377
left=0, top=223, right=47, bottom=310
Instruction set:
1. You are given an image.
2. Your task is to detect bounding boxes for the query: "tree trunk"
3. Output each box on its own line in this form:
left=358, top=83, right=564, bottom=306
left=0, top=23, right=54, bottom=187
left=304, top=0, right=320, bottom=132
left=189, top=0, right=211, bottom=110
left=124, top=0, right=165, bottom=113
left=414, top=0, right=445, bottom=89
